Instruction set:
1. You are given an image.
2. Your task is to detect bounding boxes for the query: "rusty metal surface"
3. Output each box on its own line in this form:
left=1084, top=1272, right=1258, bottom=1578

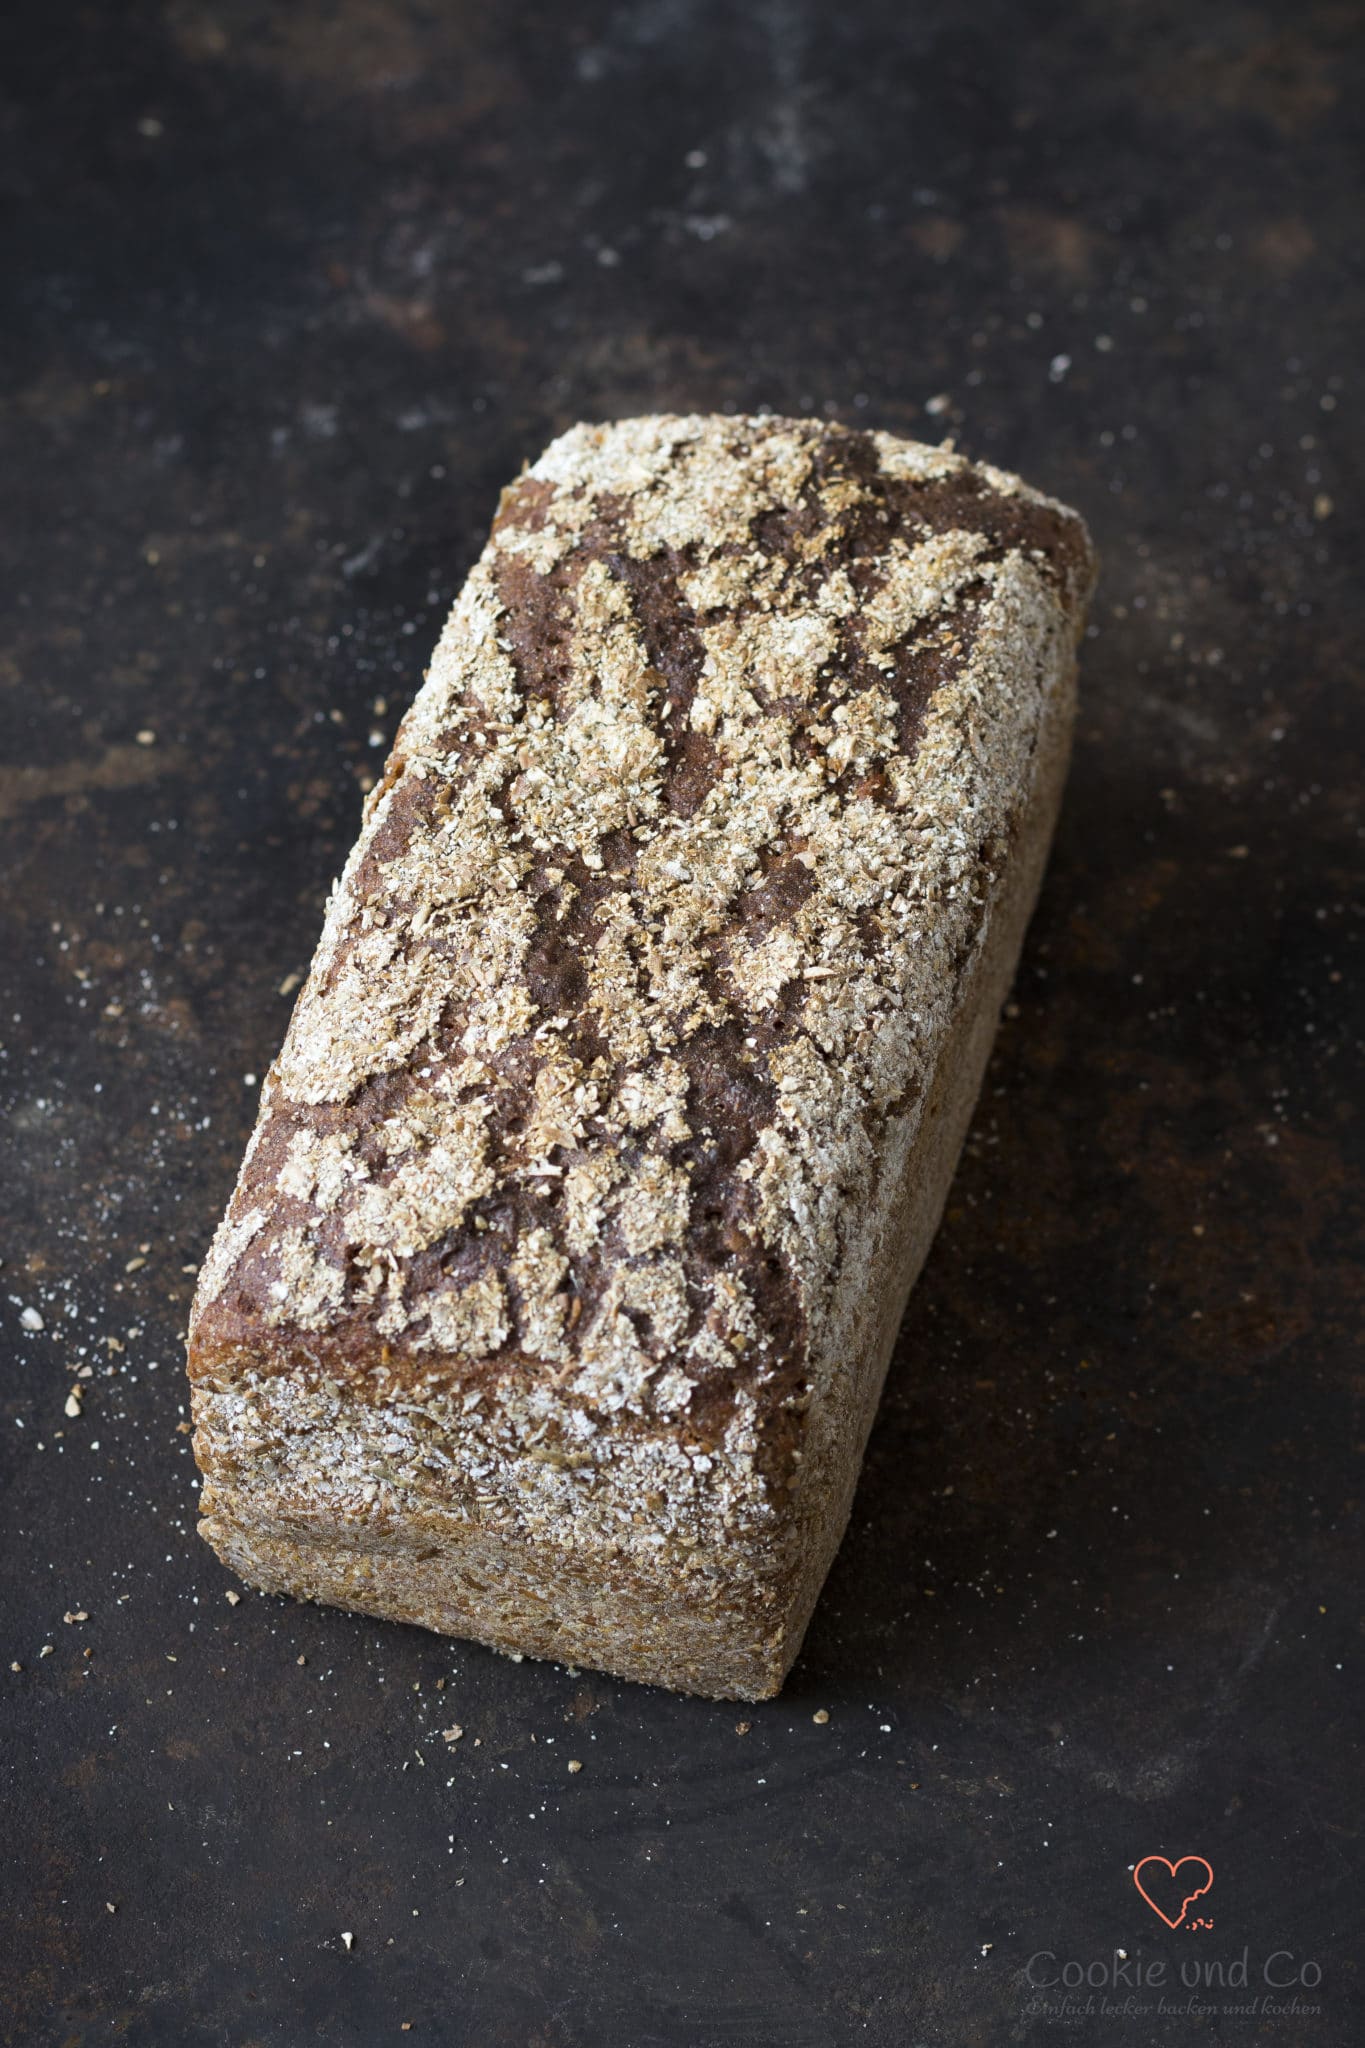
left=1, top=3, right=1360, bottom=2042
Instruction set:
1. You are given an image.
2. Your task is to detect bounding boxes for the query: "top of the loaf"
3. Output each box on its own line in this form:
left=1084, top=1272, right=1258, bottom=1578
left=188, top=414, right=1094, bottom=1472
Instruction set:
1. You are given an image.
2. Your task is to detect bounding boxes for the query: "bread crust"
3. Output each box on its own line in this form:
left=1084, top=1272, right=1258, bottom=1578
left=188, top=414, right=1095, bottom=1698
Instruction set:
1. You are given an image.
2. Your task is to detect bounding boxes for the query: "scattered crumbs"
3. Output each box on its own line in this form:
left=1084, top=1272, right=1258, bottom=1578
left=813, top=1709, right=830, bottom=1725
left=19, top=1308, right=44, bottom=1332
left=225, top=1590, right=241, bottom=1606
left=65, top=1391, right=83, bottom=1419
left=296, top=1655, right=306, bottom=1666
left=278, top=971, right=303, bottom=997
left=39, top=1645, right=53, bottom=1659
left=63, top=1611, right=89, bottom=1625
left=442, top=1725, right=464, bottom=1744
left=735, top=1721, right=751, bottom=1736
left=341, top=1931, right=355, bottom=1952
left=981, top=1942, right=993, bottom=1955
left=135, top=728, right=157, bottom=746
left=567, top=1759, right=582, bottom=1774
left=106, top=1901, right=118, bottom=1914
left=10, top=1662, right=21, bottom=1673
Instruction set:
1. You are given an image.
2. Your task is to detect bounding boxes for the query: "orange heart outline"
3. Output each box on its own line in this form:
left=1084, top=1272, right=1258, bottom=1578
left=1133, top=1854, right=1214, bottom=1929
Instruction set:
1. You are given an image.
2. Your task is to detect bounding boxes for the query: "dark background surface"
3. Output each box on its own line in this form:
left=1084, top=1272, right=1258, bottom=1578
left=1, top=2, right=1360, bottom=2043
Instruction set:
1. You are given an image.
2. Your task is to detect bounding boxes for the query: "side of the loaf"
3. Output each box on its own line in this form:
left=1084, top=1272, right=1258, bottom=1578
left=771, top=624, right=1080, bottom=1674
left=187, top=414, right=1094, bottom=1699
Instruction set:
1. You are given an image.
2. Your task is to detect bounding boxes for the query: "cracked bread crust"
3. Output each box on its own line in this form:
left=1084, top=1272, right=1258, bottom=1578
left=187, top=414, right=1096, bottom=1698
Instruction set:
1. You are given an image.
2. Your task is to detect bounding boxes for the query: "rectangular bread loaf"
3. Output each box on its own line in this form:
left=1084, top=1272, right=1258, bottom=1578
left=187, top=414, right=1095, bottom=1699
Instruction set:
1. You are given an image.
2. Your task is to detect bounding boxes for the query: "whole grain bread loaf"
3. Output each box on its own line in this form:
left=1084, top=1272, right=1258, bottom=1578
left=187, top=414, right=1095, bottom=1698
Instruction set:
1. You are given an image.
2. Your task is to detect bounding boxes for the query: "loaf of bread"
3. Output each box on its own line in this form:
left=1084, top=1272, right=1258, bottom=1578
left=187, top=414, right=1095, bottom=1698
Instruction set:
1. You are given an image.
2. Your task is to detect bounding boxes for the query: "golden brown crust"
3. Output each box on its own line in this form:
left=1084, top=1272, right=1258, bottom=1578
left=187, top=413, right=1095, bottom=1696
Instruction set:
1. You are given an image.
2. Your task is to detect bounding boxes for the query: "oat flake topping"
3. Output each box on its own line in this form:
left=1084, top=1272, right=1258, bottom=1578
left=190, top=414, right=1091, bottom=1477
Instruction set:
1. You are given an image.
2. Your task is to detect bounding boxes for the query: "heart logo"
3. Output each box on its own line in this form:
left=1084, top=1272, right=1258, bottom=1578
left=1133, top=1855, right=1214, bottom=1929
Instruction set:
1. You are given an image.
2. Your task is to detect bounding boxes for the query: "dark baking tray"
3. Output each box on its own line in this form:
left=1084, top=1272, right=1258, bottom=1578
left=2, top=3, right=1361, bottom=2042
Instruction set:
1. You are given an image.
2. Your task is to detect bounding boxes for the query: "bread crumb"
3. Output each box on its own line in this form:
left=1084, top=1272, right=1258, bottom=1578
left=567, top=1759, right=582, bottom=1773
left=813, top=1709, right=830, bottom=1725
left=225, top=1590, right=241, bottom=1606
left=341, top=1931, right=354, bottom=1952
